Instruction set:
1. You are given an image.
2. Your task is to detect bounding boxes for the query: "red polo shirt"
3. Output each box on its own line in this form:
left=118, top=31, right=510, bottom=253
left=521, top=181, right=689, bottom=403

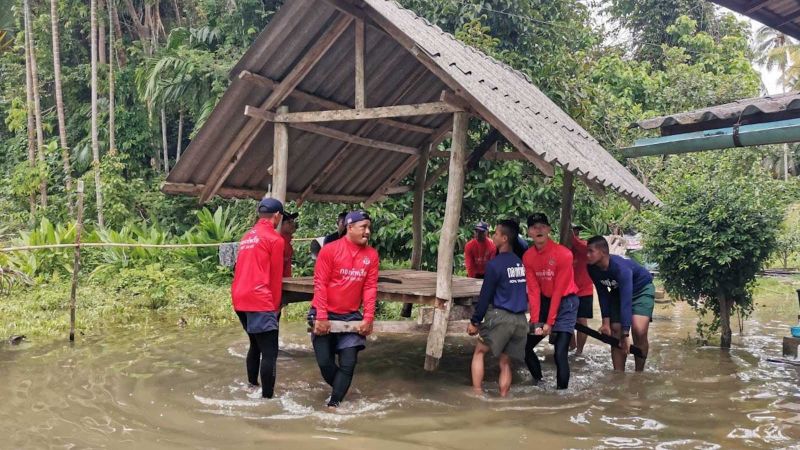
left=281, top=232, right=293, bottom=277
left=465, top=238, right=496, bottom=278
left=522, top=238, right=578, bottom=325
left=571, top=234, right=594, bottom=297
left=312, top=237, right=379, bottom=322
left=231, top=219, right=285, bottom=312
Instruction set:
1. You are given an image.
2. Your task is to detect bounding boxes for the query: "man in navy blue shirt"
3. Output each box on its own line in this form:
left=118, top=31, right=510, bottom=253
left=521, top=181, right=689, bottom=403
left=586, top=236, right=655, bottom=372
left=467, top=219, right=530, bottom=397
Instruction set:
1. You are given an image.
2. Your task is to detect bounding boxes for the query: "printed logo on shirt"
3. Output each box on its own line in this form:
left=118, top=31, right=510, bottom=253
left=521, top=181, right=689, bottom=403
left=506, top=264, right=526, bottom=283
left=600, top=278, right=619, bottom=290
left=363, top=257, right=371, bottom=266
left=535, top=268, right=555, bottom=280
left=239, top=234, right=260, bottom=250
left=548, top=258, right=556, bottom=266
left=339, top=267, right=367, bottom=281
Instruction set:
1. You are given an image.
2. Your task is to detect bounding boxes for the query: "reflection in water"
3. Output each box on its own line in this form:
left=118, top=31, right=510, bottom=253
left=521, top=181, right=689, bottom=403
left=1, top=302, right=799, bottom=449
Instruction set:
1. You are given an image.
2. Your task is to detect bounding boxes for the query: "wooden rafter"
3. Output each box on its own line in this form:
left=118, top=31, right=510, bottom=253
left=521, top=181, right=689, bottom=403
left=244, top=106, right=420, bottom=155
left=198, top=14, right=353, bottom=204
left=272, top=101, right=463, bottom=123
left=164, top=182, right=369, bottom=203
left=355, top=19, right=366, bottom=109
left=238, top=71, right=434, bottom=134
left=295, top=64, right=430, bottom=206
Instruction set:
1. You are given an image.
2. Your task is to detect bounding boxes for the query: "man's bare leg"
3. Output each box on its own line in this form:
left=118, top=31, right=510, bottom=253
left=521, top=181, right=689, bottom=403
left=498, top=353, right=512, bottom=397
left=471, top=342, right=490, bottom=395
left=632, top=315, right=650, bottom=372
left=575, top=318, right=589, bottom=354
left=610, top=323, right=626, bottom=371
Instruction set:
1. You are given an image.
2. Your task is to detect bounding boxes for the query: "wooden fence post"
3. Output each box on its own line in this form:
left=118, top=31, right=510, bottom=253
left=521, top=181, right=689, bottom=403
left=69, top=181, right=84, bottom=342
left=272, top=105, right=289, bottom=203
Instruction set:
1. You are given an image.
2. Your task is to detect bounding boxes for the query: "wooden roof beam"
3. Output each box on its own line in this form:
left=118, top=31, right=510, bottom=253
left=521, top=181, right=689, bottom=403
left=198, top=14, right=354, bottom=204
left=244, top=106, right=419, bottom=155
left=238, top=71, right=435, bottom=135
left=164, top=182, right=368, bottom=203
left=273, top=101, right=463, bottom=123
left=745, top=0, right=771, bottom=14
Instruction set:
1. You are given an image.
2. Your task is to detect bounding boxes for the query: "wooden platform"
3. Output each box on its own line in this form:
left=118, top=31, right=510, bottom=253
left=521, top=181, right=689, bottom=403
left=281, top=269, right=482, bottom=305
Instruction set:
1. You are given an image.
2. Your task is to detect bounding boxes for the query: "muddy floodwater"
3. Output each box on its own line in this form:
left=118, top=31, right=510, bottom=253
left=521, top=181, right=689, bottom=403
left=1, top=301, right=799, bottom=449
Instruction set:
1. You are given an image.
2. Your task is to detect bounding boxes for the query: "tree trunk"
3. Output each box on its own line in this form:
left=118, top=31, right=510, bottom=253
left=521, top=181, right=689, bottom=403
left=23, top=0, right=36, bottom=215
left=91, top=0, right=105, bottom=227
left=161, top=108, right=169, bottom=173
left=172, top=0, right=181, bottom=26
left=108, top=0, right=116, bottom=156
left=98, top=0, right=106, bottom=65
left=719, top=297, right=732, bottom=349
left=51, top=0, right=73, bottom=215
left=122, top=0, right=151, bottom=55
left=176, top=110, right=183, bottom=162
left=25, top=0, right=47, bottom=208
left=111, top=0, right=126, bottom=66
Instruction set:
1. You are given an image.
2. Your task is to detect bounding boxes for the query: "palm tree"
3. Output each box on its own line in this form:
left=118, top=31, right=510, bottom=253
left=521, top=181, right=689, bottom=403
left=108, top=0, right=117, bottom=156
left=91, top=0, right=105, bottom=227
left=51, top=0, right=73, bottom=214
left=24, top=0, right=46, bottom=208
left=0, top=0, right=14, bottom=53
left=23, top=0, right=36, bottom=214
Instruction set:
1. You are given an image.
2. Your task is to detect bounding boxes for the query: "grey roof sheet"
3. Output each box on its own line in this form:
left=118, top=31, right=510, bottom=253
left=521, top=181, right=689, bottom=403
left=711, top=0, right=800, bottom=41
left=165, top=0, right=659, bottom=206
left=635, top=91, right=800, bottom=130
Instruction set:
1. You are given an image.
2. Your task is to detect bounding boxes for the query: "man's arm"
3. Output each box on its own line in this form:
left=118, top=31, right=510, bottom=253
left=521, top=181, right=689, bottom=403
left=270, top=236, right=285, bottom=309
left=615, top=264, right=634, bottom=335
left=362, top=252, right=379, bottom=322
left=312, top=246, right=333, bottom=320
left=524, top=254, right=542, bottom=325
left=471, top=264, right=498, bottom=324
left=546, top=250, right=574, bottom=325
left=465, top=241, right=476, bottom=278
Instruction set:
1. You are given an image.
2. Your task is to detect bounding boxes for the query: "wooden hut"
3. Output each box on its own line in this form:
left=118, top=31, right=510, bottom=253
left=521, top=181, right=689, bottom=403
left=162, top=0, right=660, bottom=370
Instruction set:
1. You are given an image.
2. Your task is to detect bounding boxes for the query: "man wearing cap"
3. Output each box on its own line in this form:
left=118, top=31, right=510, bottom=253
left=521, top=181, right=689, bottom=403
left=308, top=210, right=379, bottom=408
left=523, top=213, right=580, bottom=390
left=569, top=224, right=595, bottom=355
left=465, top=221, right=496, bottom=279
left=230, top=198, right=285, bottom=398
left=467, top=219, right=530, bottom=397
left=323, top=211, right=348, bottom=245
left=586, top=235, right=655, bottom=372
left=279, top=211, right=299, bottom=277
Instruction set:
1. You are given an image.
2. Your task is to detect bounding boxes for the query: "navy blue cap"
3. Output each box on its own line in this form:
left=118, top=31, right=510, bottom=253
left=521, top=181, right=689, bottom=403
left=283, top=211, right=299, bottom=221
left=258, top=198, right=284, bottom=214
left=345, top=210, right=370, bottom=225
left=527, top=213, right=550, bottom=227
left=474, top=221, right=489, bottom=231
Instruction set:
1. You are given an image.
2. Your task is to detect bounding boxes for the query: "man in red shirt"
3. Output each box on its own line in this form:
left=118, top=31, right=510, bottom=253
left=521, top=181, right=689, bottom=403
left=569, top=224, right=595, bottom=354
left=230, top=198, right=285, bottom=398
left=279, top=211, right=298, bottom=277
left=308, top=210, right=379, bottom=408
left=523, top=213, right=579, bottom=390
left=464, top=221, right=496, bottom=279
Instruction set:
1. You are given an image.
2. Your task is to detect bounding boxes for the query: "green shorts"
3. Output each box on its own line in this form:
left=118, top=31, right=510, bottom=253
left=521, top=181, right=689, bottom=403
left=478, top=307, right=528, bottom=361
left=610, top=282, right=655, bottom=323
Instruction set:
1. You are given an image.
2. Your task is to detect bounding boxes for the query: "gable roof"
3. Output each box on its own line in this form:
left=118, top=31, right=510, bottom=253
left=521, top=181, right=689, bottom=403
left=164, top=0, right=659, bottom=206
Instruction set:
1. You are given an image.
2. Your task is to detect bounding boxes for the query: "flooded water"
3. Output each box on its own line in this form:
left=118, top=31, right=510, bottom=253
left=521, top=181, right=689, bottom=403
left=2, top=301, right=799, bottom=449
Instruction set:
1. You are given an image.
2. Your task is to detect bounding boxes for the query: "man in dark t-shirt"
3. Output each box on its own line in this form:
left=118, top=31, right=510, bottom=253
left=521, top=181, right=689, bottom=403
left=467, top=219, right=530, bottom=397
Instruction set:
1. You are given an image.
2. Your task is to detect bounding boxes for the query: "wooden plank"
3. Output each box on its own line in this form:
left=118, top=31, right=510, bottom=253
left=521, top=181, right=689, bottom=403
left=354, top=19, right=366, bottom=109
left=162, top=182, right=368, bottom=203
left=274, top=102, right=463, bottom=123
left=386, top=185, right=412, bottom=194
left=425, top=111, right=469, bottom=371
left=558, top=170, right=575, bottom=247
left=238, top=71, right=434, bottom=134
left=289, top=122, right=419, bottom=155
left=325, top=319, right=471, bottom=335
left=272, top=105, right=289, bottom=202
left=199, top=14, right=353, bottom=204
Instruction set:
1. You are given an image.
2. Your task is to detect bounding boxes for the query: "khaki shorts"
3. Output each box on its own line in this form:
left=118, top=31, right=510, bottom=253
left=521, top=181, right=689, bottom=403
left=478, top=307, right=529, bottom=361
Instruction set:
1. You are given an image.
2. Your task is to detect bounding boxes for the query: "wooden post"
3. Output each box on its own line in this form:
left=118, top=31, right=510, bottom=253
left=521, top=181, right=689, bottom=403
left=558, top=170, right=575, bottom=247
left=272, top=105, right=289, bottom=203
left=69, top=181, right=85, bottom=342
left=401, top=144, right=430, bottom=318
left=354, top=19, right=365, bottom=109
left=424, top=111, right=468, bottom=371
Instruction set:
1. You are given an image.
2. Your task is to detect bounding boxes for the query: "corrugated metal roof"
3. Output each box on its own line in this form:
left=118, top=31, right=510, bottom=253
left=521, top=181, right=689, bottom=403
left=635, top=92, right=800, bottom=133
left=711, top=0, right=800, bottom=41
left=164, top=0, right=659, bottom=206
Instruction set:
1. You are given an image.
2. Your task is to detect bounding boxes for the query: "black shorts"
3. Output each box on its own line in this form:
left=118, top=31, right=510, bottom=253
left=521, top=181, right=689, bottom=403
left=577, top=295, right=593, bottom=319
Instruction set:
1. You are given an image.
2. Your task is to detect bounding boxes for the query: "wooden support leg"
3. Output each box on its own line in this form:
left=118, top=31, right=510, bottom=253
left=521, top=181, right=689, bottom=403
left=402, top=144, right=430, bottom=318
left=272, top=105, right=289, bottom=203
left=424, top=111, right=468, bottom=371
left=558, top=170, right=575, bottom=246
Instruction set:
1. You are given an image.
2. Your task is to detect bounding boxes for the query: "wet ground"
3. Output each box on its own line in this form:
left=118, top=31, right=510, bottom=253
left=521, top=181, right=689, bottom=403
left=1, top=301, right=799, bottom=449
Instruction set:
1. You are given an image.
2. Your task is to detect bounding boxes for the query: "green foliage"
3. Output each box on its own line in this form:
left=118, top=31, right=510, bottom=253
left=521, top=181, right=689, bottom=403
left=5, top=218, right=77, bottom=277
left=642, top=154, right=786, bottom=342
left=773, top=203, right=800, bottom=268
